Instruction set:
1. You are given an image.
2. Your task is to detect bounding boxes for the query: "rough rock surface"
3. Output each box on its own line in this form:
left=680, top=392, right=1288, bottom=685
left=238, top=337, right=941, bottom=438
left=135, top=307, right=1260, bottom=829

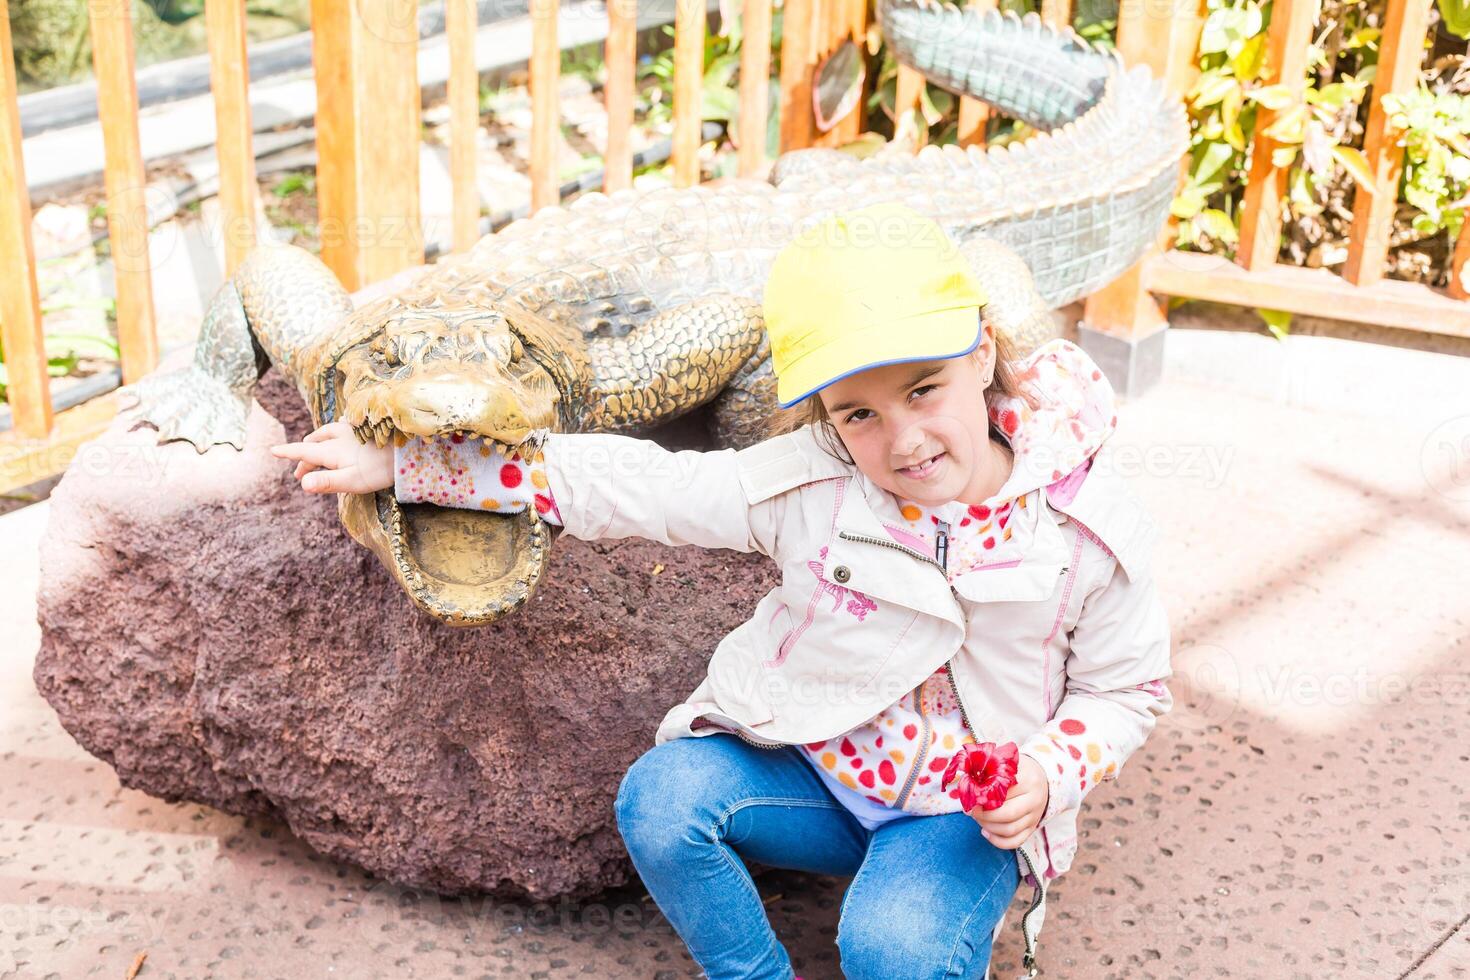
left=32, top=348, right=779, bottom=901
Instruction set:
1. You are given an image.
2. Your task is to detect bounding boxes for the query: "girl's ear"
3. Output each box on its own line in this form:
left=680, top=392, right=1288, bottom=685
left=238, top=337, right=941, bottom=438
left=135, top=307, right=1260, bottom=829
left=972, top=315, right=998, bottom=383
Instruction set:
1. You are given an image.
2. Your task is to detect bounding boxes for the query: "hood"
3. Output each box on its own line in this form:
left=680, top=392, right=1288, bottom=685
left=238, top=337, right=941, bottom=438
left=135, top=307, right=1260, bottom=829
left=887, top=338, right=1119, bottom=563
left=984, top=337, right=1117, bottom=500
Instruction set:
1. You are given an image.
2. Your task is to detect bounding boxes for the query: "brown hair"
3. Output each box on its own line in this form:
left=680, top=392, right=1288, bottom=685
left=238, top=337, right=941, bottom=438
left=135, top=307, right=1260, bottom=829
left=764, top=315, right=1040, bottom=465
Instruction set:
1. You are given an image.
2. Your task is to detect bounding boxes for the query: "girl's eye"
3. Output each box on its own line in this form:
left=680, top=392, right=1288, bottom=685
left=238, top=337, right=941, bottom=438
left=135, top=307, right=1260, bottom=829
left=843, top=385, right=935, bottom=424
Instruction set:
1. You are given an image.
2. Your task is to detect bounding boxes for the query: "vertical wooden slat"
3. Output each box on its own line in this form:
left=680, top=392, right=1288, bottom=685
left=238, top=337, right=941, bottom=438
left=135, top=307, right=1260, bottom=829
left=1450, top=224, right=1470, bottom=299
left=0, top=0, right=51, bottom=439
left=89, top=0, right=158, bottom=384
left=1039, top=0, right=1071, bottom=31
left=833, top=0, right=867, bottom=143
left=956, top=0, right=999, bottom=148
left=1081, top=0, right=1205, bottom=338
left=205, top=0, right=257, bottom=275
left=604, top=0, right=637, bottom=190
left=736, top=0, right=773, bottom=175
left=447, top=0, right=480, bottom=251
left=672, top=0, right=706, bottom=185
left=894, top=66, right=925, bottom=148
left=777, top=0, right=815, bottom=150
left=529, top=0, right=560, bottom=210
left=1342, top=0, right=1431, bottom=286
left=812, top=0, right=843, bottom=147
left=1235, top=0, right=1317, bottom=271
left=312, top=0, right=424, bottom=289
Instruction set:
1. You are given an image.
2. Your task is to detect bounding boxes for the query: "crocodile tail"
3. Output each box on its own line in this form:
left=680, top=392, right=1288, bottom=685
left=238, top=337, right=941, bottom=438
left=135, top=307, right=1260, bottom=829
left=875, top=2, right=1115, bottom=130
left=774, top=1, right=1190, bottom=309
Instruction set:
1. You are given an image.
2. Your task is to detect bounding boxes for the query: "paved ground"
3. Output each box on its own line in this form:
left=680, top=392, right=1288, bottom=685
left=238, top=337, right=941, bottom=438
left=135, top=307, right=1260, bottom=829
left=3, top=327, right=1469, bottom=979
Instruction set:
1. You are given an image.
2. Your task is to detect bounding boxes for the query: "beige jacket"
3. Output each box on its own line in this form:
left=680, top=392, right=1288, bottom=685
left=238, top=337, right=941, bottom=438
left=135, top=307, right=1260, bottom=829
left=539, top=369, right=1173, bottom=970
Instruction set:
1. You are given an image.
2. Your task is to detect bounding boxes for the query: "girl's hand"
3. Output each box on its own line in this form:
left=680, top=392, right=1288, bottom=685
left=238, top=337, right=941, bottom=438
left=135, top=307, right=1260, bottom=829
left=970, top=755, right=1050, bottom=849
left=269, top=420, right=395, bottom=494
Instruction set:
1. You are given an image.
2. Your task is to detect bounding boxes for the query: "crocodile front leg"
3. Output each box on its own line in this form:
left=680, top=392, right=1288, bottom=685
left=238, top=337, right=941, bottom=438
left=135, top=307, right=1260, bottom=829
left=583, top=294, right=767, bottom=431
left=116, top=279, right=261, bottom=452
left=118, top=244, right=351, bottom=452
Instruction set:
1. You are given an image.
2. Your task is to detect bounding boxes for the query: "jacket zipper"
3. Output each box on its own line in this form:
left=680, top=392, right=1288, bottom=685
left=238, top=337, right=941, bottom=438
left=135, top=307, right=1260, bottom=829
left=829, top=520, right=1048, bottom=975
left=839, top=524, right=985, bottom=741
left=731, top=727, right=783, bottom=750
left=893, top=679, right=932, bottom=809
left=932, top=519, right=983, bottom=744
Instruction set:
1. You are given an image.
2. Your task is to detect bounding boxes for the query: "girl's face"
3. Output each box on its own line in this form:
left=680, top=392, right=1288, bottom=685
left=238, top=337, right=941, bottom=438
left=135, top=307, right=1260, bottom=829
left=817, top=321, right=1005, bottom=507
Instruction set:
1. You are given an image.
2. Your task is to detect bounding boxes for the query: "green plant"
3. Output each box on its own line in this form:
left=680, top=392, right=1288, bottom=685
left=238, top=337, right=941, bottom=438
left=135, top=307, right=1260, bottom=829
left=1171, top=0, right=1382, bottom=253
left=1382, top=84, right=1470, bottom=238
left=272, top=171, right=316, bottom=198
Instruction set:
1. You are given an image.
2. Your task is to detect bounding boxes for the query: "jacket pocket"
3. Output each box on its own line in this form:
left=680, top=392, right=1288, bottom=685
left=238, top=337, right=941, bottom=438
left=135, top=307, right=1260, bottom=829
left=705, top=623, right=776, bottom=726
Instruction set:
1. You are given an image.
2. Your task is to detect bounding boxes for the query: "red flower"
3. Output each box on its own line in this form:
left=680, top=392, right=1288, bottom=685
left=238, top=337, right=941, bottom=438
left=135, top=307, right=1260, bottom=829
left=941, top=741, right=1020, bottom=812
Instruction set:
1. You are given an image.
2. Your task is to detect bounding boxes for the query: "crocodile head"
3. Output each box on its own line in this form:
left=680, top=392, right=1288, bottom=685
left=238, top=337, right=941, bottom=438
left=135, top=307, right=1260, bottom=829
left=310, top=288, right=589, bottom=628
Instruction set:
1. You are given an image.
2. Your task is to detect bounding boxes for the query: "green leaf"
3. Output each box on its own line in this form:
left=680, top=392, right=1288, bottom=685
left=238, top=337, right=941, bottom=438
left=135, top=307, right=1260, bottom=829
left=1230, top=33, right=1267, bottom=81
left=1172, top=185, right=1209, bottom=219
left=1248, top=84, right=1296, bottom=111
left=1194, top=139, right=1236, bottom=184
left=1196, top=208, right=1239, bottom=244
left=1264, top=104, right=1308, bottom=144
left=44, top=332, right=120, bottom=359
left=1191, top=72, right=1240, bottom=110
left=1258, top=308, right=1292, bottom=340
left=1437, top=0, right=1470, bottom=38
left=1271, top=144, right=1300, bottom=168
left=1330, top=144, right=1377, bottom=191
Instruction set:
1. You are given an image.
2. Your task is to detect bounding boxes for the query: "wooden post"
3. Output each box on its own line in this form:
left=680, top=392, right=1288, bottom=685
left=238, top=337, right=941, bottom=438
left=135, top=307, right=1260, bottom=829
left=447, top=0, right=481, bottom=251
left=736, top=0, right=773, bottom=175
left=1451, top=224, right=1470, bottom=299
left=1081, top=0, right=1205, bottom=338
left=205, top=0, right=258, bottom=275
left=894, top=66, right=925, bottom=148
left=1040, top=0, right=1071, bottom=31
left=1235, top=0, right=1318, bottom=271
left=0, top=0, right=50, bottom=439
left=604, top=0, right=638, bottom=190
left=89, top=0, right=159, bottom=385
left=672, top=0, right=706, bottom=185
left=311, top=0, right=424, bottom=290
left=1343, top=0, right=1431, bottom=287
left=529, top=0, right=560, bottom=209
left=833, top=0, right=868, bottom=144
left=777, top=0, right=815, bottom=150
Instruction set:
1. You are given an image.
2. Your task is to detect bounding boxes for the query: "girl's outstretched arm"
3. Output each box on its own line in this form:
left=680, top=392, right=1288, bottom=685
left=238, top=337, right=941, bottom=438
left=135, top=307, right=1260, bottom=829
left=1017, top=552, right=1175, bottom=825
left=393, top=431, right=795, bottom=556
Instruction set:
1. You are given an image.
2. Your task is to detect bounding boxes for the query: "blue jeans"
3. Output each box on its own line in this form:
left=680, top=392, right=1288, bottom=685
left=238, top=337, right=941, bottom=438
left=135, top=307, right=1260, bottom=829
left=613, top=732, right=1020, bottom=980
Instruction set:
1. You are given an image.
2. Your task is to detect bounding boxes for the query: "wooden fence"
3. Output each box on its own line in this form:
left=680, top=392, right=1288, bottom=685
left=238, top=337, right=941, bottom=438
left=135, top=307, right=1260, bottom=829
left=0, top=0, right=1463, bottom=493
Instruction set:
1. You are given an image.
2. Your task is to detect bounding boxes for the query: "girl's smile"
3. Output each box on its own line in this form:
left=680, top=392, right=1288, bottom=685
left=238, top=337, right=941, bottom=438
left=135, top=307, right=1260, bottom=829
left=897, top=450, right=947, bottom=481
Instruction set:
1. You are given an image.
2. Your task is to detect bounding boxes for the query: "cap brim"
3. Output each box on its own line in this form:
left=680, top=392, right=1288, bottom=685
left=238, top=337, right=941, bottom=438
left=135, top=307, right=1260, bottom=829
left=774, top=307, right=984, bottom=410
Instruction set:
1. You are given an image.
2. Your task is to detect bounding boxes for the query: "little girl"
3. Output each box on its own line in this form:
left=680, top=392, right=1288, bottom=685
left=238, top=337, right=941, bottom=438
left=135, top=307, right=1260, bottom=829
left=271, top=202, right=1173, bottom=979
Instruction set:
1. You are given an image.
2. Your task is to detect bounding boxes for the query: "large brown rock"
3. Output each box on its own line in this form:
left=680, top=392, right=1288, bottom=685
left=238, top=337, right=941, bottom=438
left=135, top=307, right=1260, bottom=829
left=32, top=348, right=778, bottom=900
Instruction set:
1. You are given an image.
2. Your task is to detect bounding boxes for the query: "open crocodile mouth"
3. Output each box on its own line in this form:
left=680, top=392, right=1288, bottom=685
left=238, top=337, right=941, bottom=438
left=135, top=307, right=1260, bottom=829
left=339, top=426, right=555, bottom=628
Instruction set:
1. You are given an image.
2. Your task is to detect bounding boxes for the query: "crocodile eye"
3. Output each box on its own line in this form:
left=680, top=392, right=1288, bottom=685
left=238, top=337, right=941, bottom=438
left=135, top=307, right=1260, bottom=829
left=509, top=335, right=524, bottom=362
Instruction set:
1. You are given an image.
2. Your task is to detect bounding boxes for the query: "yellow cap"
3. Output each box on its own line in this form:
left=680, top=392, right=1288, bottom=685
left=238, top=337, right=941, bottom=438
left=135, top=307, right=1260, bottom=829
left=762, top=202, right=987, bottom=409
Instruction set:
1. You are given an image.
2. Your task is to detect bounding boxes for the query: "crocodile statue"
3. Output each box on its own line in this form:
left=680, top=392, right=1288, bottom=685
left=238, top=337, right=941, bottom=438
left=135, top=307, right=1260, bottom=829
left=117, top=0, right=1188, bottom=628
